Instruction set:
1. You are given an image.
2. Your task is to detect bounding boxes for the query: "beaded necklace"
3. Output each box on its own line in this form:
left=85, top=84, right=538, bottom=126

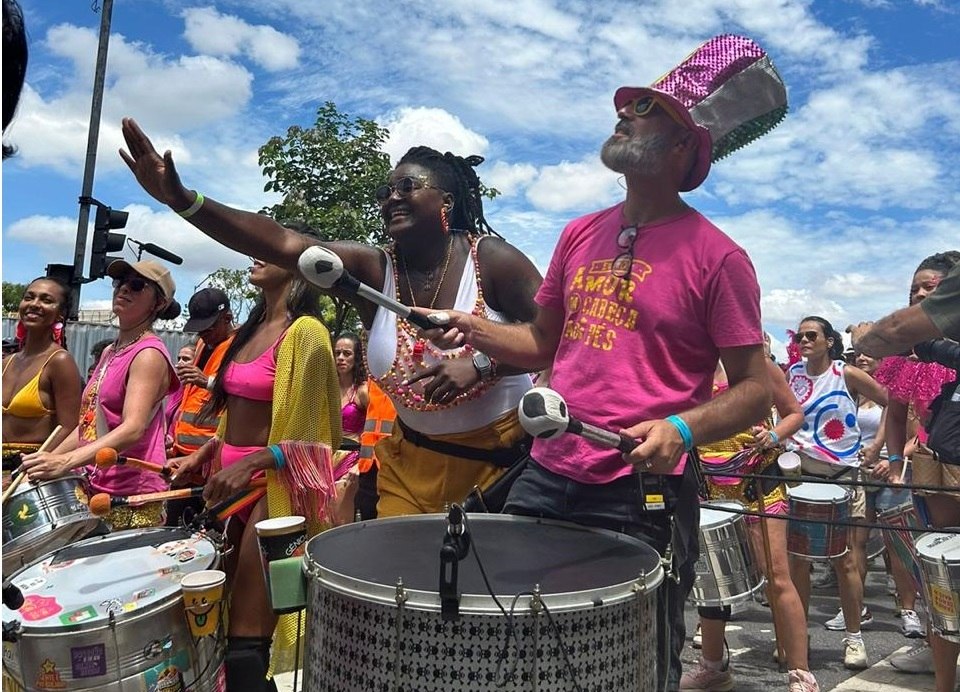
left=78, top=329, right=152, bottom=443
left=397, top=234, right=455, bottom=360
left=378, top=234, right=498, bottom=412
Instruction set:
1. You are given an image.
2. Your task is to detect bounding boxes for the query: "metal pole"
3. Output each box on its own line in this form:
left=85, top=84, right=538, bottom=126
left=70, top=0, right=115, bottom=318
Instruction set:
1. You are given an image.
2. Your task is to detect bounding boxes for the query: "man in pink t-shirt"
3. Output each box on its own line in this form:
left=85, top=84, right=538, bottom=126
left=419, top=76, right=773, bottom=690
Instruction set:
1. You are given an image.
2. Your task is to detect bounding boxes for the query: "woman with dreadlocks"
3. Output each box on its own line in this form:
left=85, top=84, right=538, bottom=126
left=119, top=120, right=542, bottom=517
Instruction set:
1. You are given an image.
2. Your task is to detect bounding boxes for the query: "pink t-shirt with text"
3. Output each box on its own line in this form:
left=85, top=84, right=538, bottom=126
left=533, top=203, right=762, bottom=484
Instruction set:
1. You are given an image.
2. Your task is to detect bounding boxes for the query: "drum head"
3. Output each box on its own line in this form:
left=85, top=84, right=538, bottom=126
left=307, top=514, right=661, bottom=598
left=700, top=501, right=744, bottom=528
left=788, top=482, right=849, bottom=502
left=915, top=531, right=960, bottom=561
left=1, top=527, right=219, bottom=630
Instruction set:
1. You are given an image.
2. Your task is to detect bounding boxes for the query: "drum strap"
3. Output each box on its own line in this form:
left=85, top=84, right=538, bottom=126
left=396, top=417, right=528, bottom=468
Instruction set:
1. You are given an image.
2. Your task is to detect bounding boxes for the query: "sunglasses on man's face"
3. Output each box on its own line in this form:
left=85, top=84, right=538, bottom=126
left=622, top=95, right=687, bottom=127
left=112, top=276, right=150, bottom=293
left=792, top=330, right=821, bottom=344
left=374, top=176, right=441, bottom=204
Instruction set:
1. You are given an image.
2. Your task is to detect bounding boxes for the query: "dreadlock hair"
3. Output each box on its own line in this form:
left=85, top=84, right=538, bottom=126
left=915, top=251, right=960, bottom=277
left=202, top=226, right=326, bottom=421
left=799, top=315, right=845, bottom=361
left=397, top=146, right=499, bottom=237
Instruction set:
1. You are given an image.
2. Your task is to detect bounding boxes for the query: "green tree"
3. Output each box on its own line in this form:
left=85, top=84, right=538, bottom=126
left=2, top=281, right=27, bottom=314
left=258, top=102, right=392, bottom=335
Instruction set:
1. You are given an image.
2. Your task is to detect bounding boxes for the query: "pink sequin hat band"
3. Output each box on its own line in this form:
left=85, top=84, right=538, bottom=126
left=615, top=34, right=788, bottom=191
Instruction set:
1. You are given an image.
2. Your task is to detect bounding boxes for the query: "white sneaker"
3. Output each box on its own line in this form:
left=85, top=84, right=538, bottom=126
left=788, top=669, right=820, bottom=692
left=843, top=637, right=868, bottom=670
left=889, top=643, right=935, bottom=674
left=679, top=659, right=734, bottom=691
left=899, top=609, right=925, bottom=638
left=824, top=606, right=873, bottom=631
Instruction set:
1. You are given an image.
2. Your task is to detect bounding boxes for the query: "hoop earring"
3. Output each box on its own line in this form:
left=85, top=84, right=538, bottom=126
left=440, top=206, right=450, bottom=235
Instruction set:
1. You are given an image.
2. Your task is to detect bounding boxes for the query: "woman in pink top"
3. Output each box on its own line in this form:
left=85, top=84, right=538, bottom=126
left=22, top=260, right=179, bottom=529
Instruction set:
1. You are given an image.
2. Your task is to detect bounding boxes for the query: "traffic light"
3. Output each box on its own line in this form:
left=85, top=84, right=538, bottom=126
left=89, top=204, right=128, bottom=279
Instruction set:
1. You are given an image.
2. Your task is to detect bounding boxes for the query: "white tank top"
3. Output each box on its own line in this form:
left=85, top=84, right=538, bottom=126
left=366, top=236, right=532, bottom=436
left=786, top=359, right=862, bottom=466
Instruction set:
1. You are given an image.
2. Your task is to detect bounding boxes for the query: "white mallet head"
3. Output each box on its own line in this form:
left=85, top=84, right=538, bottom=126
left=518, top=387, right=570, bottom=439
left=298, top=245, right=344, bottom=289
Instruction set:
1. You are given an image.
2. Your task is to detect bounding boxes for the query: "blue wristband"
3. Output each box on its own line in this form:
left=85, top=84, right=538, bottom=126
left=769, top=430, right=780, bottom=446
left=887, top=454, right=903, bottom=463
left=665, top=415, right=694, bottom=452
left=268, top=444, right=285, bottom=470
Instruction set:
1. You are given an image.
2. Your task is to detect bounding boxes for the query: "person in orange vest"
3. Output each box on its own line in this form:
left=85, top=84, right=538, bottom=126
left=355, top=378, right=396, bottom=519
left=166, top=288, right=235, bottom=524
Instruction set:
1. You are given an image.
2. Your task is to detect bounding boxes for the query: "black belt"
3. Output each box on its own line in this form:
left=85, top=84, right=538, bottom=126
left=396, top=417, right=526, bottom=468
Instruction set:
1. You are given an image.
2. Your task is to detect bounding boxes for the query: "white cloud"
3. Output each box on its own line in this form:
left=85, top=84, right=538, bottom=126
left=380, top=107, right=489, bottom=163
left=484, top=161, right=539, bottom=197
left=762, top=289, right=848, bottom=328
left=182, top=7, right=301, bottom=72
left=525, top=157, right=621, bottom=212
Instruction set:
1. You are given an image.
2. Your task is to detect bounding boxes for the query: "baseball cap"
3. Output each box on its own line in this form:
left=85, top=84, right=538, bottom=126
left=106, top=259, right=176, bottom=306
left=183, top=287, right=230, bottom=333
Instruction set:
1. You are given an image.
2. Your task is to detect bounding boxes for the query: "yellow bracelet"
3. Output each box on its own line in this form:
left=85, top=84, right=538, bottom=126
left=177, top=191, right=205, bottom=218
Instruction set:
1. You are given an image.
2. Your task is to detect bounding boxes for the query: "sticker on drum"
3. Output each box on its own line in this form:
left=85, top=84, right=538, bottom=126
left=915, top=531, right=960, bottom=643
left=303, top=514, right=664, bottom=691
left=1, top=528, right=224, bottom=692
left=787, top=483, right=851, bottom=561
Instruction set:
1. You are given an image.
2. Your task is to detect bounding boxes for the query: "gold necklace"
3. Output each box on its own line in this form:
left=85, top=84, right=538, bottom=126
left=400, top=235, right=455, bottom=309
left=113, top=328, right=151, bottom=355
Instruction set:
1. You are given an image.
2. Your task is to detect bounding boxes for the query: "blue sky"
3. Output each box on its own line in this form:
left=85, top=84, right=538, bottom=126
left=3, top=0, right=959, bottom=354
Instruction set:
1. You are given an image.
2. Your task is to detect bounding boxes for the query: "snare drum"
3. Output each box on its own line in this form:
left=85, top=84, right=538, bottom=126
left=787, top=483, right=851, bottom=560
left=1, top=527, right=225, bottom=691
left=302, top=514, right=664, bottom=691
left=2, top=475, right=100, bottom=575
left=915, top=531, right=960, bottom=644
left=691, top=501, right=765, bottom=607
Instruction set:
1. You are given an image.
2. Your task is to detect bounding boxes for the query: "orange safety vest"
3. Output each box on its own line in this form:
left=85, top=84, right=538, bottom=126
left=357, top=379, right=396, bottom=473
left=170, top=334, right=235, bottom=456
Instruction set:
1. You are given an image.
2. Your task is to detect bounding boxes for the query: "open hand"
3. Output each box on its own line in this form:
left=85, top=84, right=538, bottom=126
left=119, top=118, right=193, bottom=210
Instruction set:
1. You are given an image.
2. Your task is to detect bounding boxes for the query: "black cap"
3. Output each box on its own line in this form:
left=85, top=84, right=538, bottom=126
left=184, top=288, right=230, bottom=333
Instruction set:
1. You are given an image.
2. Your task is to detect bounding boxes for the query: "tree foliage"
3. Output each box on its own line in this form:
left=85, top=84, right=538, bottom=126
left=257, top=102, right=393, bottom=335
left=3, top=281, right=27, bottom=314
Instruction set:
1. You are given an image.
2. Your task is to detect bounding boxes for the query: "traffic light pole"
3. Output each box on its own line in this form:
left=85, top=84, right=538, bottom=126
left=69, top=0, right=116, bottom=319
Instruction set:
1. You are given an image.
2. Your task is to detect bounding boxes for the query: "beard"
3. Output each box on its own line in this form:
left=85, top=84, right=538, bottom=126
left=600, top=132, right=671, bottom=176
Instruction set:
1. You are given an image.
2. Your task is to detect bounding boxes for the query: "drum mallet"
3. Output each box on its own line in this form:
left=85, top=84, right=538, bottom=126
left=94, top=448, right=173, bottom=477
left=518, top=387, right=639, bottom=452
left=88, top=478, right=268, bottom=517
left=2, top=424, right=62, bottom=506
left=298, top=245, right=438, bottom=330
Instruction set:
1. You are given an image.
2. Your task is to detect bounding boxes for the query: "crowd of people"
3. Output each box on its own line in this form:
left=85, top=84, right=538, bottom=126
left=4, top=13, right=959, bottom=692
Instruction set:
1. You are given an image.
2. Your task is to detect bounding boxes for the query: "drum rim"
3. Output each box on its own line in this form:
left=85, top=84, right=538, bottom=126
left=2, top=527, right=221, bottom=630
left=914, top=530, right=960, bottom=559
left=787, top=483, right=851, bottom=501
left=699, top=500, right=746, bottom=527
left=304, top=513, right=665, bottom=612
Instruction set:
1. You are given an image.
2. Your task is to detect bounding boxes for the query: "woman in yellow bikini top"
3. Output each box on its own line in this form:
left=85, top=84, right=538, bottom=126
left=1, top=277, right=81, bottom=485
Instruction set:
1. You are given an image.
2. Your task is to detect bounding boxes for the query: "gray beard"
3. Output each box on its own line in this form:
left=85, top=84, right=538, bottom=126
left=600, top=132, right=670, bottom=176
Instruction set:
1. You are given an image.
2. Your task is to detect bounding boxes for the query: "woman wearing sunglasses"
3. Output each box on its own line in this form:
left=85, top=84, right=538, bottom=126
left=22, top=260, right=180, bottom=529
left=783, top=315, right=887, bottom=671
left=120, top=118, right=542, bottom=519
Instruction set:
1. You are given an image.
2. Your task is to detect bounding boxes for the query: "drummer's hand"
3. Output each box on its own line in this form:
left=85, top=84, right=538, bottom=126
left=202, top=448, right=262, bottom=506
left=751, top=425, right=777, bottom=449
left=169, top=438, right=217, bottom=485
left=620, top=419, right=685, bottom=474
left=403, top=358, right=479, bottom=404
left=411, top=308, right=475, bottom=350
left=19, top=451, right=76, bottom=481
left=870, top=459, right=891, bottom=482
left=119, top=118, right=194, bottom=210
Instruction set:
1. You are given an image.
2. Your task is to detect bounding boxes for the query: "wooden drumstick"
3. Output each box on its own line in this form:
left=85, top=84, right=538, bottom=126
left=94, top=448, right=172, bottom=477
left=1, top=425, right=63, bottom=506
left=88, top=478, right=268, bottom=516
left=755, top=474, right=786, bottom=671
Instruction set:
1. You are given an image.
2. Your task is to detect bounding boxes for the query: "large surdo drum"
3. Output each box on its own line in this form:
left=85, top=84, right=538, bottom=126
left=302, top=514, right=664, bottom=691
left=915, top=530, right=960, bottom=644
left=2, top=527, right=224, bottom=691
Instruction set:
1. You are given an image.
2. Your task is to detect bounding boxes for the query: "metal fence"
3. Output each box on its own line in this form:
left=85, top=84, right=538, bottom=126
left=2, top=318, right=196, bottom=373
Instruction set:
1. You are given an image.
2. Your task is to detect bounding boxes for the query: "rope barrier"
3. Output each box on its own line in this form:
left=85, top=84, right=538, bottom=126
left=700, top=467, right=958, bottom=495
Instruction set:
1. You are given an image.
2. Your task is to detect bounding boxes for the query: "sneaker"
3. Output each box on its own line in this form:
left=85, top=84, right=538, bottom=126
left=788, top=669, right=820, bottom=692
left=811, top=568, right=837, bottom=588
left=679, top=660, right=734, bottom=691
left=843, top=637, right=868, bottom=670
left=824, top=606, right=873, bottom=631
left=899, top=609, right=925, bottom=638
left=692, top=623, right=702, bottom=649
left=889, top=642, right=935, bottom=673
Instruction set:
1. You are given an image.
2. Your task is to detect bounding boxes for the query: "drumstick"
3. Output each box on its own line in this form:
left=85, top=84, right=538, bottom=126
left=298, top=246, right=435, bottom=330
left=755, top=477, right=785, bottom=671
left=95, top=448, right=172, bottom=477
left=1, top=425, right=63, bottom=506
left=88, top=478, right=268, bottom=516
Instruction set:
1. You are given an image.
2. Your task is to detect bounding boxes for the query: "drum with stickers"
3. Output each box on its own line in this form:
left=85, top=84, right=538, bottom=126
left=2, top=475, right=100, bottom=575
left=302, top=514, right=664, bottom=691
left=787, top=483, right=851, bottom=560
left=1, top=527, right=225, bottom=691
left=690, top=501, right=765, bottom=607
left=914, top=530, right=960, bottom=644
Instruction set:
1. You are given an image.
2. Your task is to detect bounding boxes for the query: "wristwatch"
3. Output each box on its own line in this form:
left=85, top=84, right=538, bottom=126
left=472, top=351, right=495, bottom=381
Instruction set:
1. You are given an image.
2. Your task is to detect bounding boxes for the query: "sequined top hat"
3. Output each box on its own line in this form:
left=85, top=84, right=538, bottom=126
left=614, top=34, right=788, bottom=191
